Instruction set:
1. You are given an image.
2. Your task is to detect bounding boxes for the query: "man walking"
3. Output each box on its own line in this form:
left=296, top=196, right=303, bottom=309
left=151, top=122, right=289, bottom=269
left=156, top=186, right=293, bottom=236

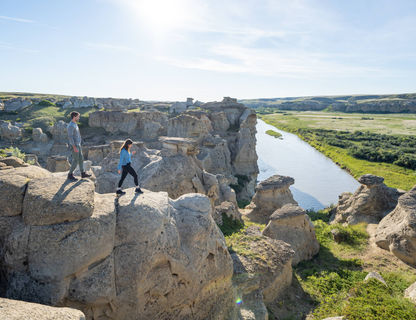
left=67, top=111, right=91, bottom=181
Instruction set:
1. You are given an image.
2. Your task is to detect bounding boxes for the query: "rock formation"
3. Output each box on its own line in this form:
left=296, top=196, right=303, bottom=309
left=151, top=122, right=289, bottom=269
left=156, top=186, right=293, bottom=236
left=245, top=175, right=297, bottom=223
left=0, top=166, right=235, bottom=320
left=2, top=97, right=32, bottom=112
left=262, top=204, right=319, bottom=265
left=46, top=155, right=70, bottom=172
left=375, top=185, right=416, bottom=265
left=32, top=127, right=49, bottom=143
left=330, top=174, right=403, bottom=225
left=0, top=298, right=86, bottom=320
left=231, top=226, right=294, bottom=319
left=405, top=281, right=416, bottom=303
left=0, top=120, right=22, bottom=141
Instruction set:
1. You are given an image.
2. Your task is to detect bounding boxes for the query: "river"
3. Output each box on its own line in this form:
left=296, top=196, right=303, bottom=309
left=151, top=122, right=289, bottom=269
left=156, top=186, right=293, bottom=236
left=256, top=119, right=360, bottom=210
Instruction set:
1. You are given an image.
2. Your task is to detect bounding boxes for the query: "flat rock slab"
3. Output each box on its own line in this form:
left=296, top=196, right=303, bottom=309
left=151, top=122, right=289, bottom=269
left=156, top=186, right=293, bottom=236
left=23, top=174, right=95, bottom=225
left=0, top=298, right=86, bottom=320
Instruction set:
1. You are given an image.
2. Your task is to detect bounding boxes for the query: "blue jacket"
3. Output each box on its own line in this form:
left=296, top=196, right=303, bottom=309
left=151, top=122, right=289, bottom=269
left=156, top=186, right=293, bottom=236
left=118, top=148, right=131, bottom=170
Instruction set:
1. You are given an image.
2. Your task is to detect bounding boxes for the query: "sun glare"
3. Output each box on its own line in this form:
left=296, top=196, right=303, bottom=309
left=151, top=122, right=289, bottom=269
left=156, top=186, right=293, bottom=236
left=129, top=0, right=191, bottom=34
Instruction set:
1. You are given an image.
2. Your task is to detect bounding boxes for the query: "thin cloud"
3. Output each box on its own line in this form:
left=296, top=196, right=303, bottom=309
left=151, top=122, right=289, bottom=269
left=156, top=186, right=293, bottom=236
left=0, top=15, right=34, bottom=23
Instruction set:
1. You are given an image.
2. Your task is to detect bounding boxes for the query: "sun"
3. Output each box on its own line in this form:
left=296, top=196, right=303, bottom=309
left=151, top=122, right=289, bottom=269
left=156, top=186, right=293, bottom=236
left=127, top=0, right=192, bottom=34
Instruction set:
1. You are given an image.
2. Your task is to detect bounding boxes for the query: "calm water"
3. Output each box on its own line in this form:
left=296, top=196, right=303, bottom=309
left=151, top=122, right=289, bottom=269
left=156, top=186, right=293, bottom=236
left=256, top=119, right=360, bottom=210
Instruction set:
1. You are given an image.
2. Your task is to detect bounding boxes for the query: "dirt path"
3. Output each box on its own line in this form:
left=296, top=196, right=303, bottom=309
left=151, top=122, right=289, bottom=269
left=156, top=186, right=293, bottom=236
left=345, top=223, right=415, bottom=274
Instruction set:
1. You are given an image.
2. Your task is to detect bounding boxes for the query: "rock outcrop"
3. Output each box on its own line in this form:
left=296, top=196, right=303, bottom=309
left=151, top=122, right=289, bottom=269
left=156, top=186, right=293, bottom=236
left=375, top=186, right=416, bottom=265
left=0, top=298, right=86, bottom=320
left=330, top=174, right=403, bottom=225
left=245, top=175, right=297, bottom=223
left=88, top=110, right=168, bottom=137
left=262, top=204, right=319, bottom=265
left=32, top=127, right=49, bottom=143
left=0, top=120, right=22, bottom=141
left=46, top=155, right=70, bottom=172
left=232, top=226, right=294, bottom=319
left=2, top=97, right=32, bottom=112
left=0, top=167, right=235, bottom=319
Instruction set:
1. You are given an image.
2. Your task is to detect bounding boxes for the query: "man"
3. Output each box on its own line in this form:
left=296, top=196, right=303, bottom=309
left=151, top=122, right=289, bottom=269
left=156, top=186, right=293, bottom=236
left=67, top=111, right=91, bottom=181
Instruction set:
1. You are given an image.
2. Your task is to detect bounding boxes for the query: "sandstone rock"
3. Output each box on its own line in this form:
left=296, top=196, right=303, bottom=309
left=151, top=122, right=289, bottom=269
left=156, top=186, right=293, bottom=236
left=22, top=174, right=95, bottom=225
left=322, top=317, right=345, bottom=320
left=364, top=271, right=387, bottom=286
left=232, top=226, right=294, bottom=308
left=331, top=174, right=403, bottom=225
left=213, top=201, right=242, bottom=226
left=49, top=120, right=68, bottom=144
left=0, top=298, right=86, bottom=320
left=3, top=97, right=31, bottom=112
left=1, top=167, right=236, bottom=319
left=0, top=156, right=27, bottom=168
left=114, top=190, right=234, bottom=320
left=246, top=175, right=297, bottom=223
left=46, top=155, right=70, bottom=172
left=0, top=174, right=28, bottom=217
left=0, top=121, right=22, bottom=141
left=404, top=281, right=416, bottom=303
left=160, top=136, right=199, bottom=156
left=88, top=110, right=167, bottom=138
left=32, top=127, right=49, bottom=143
left=167, top=113, right=212, bottom=139
left=262, top=204, right=319, bottom=265
left=375, top=186, right=416, bottom=265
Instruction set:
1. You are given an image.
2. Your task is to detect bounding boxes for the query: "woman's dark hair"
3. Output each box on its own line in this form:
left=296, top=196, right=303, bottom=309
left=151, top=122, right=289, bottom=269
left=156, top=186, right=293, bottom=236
left=70, top=111, right=80, bottom=119
left=119, top=139, right=133, bottom=153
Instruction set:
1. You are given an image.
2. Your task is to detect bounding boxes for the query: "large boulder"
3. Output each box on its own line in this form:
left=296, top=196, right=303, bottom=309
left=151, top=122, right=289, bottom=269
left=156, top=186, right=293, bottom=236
left=167, top=113, right=213, bottom=139
left=0, top=167, right=235, bottom=319
left=49, top=120, right=68, bottom=144
left=32, top=127, right=49, bottom=143
left=262, top=204, right=319, bottom=265
left=330, top=174, right=403, bottom=225
left=22, top=174, right=95, bottom=226
left=375, top=186, right=416, bottom=265
left=46, top=155, right=70, bottom=172
left=0, top=298, right=86, bottom=320
left=0, top=156, right=28, bottom=168
left=0, top=121, right=22, bottom=141
left=232, top=226, right=294, bottom=319
left=245, top=175, right=297, bottom=223
left=3, top=97, right=31, bottom=112
left=88, top=110, right=168, bottom=138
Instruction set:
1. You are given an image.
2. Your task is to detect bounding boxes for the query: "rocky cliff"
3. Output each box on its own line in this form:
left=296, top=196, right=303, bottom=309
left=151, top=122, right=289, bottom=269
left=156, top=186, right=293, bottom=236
left=0, top=166, right=235, bottom=319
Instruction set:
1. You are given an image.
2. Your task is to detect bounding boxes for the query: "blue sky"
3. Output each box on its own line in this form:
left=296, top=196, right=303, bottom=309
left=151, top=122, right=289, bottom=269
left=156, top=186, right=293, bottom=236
left=1, top=0, right=415, bottom=101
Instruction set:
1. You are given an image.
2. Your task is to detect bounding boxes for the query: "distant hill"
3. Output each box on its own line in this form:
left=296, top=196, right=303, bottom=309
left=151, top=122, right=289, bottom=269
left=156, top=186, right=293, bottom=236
left=240, top=93, right=416, bottom=113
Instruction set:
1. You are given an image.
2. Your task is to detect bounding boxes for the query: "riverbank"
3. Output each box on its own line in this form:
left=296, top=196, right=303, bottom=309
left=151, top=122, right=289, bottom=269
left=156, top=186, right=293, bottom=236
left=261, top=113, right=416, bottom=191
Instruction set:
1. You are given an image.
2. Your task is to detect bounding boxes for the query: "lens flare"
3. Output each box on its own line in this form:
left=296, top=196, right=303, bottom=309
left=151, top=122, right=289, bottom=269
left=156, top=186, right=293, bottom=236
left=236, top=298, right=242, bottom=305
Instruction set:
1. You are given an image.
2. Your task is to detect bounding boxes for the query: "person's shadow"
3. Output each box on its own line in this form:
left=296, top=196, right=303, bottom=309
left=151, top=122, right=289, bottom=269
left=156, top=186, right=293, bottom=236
left=51, top=179, right=88, bottom=203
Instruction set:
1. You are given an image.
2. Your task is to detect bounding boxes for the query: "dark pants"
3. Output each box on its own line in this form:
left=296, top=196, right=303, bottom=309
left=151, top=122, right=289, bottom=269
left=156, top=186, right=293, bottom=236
left=118, top=163, right=138, bottom=188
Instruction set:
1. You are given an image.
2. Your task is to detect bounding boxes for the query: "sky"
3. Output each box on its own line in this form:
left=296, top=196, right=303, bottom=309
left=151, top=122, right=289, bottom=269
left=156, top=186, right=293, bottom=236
left=1, top=0, right=416, bottom=101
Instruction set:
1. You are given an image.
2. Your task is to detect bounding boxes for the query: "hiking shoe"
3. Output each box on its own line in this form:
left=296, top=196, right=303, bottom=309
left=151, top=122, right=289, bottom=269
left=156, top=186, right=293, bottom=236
left=67, top=173, right=78, bottom=181
left=135, top=187, right=143, bottom=194
left=81, top=172, right=92, bottom=178
left=116, top=189, right=126, bottom=196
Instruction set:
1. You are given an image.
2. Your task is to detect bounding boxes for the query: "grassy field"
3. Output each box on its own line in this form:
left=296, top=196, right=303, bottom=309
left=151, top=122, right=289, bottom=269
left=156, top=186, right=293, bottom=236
left=262, top=111, right=416, bottom=135
left=261, top=112, right=416, bottom=191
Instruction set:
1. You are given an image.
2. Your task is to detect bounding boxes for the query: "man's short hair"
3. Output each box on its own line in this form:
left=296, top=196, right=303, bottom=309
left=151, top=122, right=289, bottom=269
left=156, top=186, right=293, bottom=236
left=70, top=111, right=80, bottom=119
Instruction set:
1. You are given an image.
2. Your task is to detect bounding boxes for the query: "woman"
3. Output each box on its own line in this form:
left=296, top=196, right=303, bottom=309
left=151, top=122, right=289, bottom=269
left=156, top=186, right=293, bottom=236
left=116, top=139, right=143, bottom=196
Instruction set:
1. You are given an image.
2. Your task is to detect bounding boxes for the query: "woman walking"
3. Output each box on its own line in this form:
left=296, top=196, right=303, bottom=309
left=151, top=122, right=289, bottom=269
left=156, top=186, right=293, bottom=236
left=116, top=139, right=143, bottom=196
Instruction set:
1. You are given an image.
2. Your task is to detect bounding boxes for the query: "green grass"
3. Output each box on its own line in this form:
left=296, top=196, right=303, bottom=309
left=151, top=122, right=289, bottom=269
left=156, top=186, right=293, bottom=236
left=224, top=219, right=266, bottom=260
left=293, top=213, right=416, bottom=319
left=261, top=114, right=416, bottom=190
left=266, top=129, right=282, bottom=138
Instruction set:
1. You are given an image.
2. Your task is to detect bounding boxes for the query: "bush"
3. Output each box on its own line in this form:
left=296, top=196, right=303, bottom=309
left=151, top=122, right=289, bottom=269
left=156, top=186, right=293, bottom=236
left=38, top=100, right=55, bottom=106
left=27, top=116, right=54, bottom=132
